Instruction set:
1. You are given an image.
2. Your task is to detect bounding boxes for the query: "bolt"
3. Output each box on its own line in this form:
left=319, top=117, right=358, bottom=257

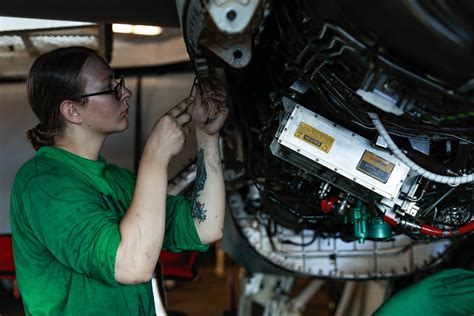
left=233, top=50, right=243, bottom=59
left=226, top=10, right=237, bottom=21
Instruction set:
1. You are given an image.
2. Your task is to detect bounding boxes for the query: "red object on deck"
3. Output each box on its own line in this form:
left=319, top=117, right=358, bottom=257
left=0, top=234, right=15, bottom=279
left=0, top=234, right=20, bottom=299
left=159, top=250, right=199, bottom=280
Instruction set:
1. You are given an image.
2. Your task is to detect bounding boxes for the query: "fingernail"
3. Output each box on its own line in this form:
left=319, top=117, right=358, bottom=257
left=188, top=96, right=195, bottom=101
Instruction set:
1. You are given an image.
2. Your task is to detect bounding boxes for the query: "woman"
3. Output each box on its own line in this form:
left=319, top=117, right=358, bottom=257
left=10, top=46, right=228, bottom=315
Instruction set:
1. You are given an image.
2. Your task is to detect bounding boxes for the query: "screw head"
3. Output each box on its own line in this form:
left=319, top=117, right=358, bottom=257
left=226, top=10, right=237, bottom=21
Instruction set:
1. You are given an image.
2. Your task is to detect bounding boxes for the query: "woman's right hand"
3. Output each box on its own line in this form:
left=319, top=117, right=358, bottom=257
left=144, top=97, right=193, bottom=166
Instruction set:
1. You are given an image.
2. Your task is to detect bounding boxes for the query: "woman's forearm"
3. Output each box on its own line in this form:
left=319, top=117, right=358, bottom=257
left=192, top=131, right=226, bottom=244
left=115, top=152, right=168, bottom=284
left=114, top=99, right=191, bottom=284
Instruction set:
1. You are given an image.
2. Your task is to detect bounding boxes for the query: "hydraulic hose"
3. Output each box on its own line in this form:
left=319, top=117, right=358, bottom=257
left=384, top=215, right=474, bottom=237
left=377, top=203, right=474, bottom=237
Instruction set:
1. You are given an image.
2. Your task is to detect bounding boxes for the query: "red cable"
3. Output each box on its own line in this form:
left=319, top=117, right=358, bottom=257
left=459, top=221, right=474, bottom=235
left=420, top=225, right=443, bottom=236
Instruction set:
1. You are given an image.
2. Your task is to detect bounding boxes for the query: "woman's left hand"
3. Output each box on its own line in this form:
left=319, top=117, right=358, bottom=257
left=189, top=76, right=229, bottom=136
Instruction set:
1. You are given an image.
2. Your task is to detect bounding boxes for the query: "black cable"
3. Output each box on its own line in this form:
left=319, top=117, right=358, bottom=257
left=278, top=230, right=318, bottom=247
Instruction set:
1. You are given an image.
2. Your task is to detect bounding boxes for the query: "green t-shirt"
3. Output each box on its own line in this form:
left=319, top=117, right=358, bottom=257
left=374, top=268, right=474, bottom=316
left=10, top=146, right=208, bottom=315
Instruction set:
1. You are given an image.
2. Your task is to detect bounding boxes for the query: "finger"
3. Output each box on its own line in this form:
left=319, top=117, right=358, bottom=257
left=206, top=90, right=225, bottom=97
left=176, top=112, right=192, bottom=126
left=183, top=126, right=190, bottom=136
left=188, top=93, right=202, bottom=112
left=168, top=96, right=194, bottom=117
left=209, top=94, right=227, bottom=103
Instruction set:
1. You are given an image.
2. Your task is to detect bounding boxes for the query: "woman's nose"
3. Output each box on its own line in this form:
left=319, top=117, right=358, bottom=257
left=122, top=85, right=132, bottom=99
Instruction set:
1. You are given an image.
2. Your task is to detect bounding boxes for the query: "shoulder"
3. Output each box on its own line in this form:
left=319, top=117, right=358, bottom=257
left=13, top=155, right=62, bottom=188
left=12, top=154, right=93, bottom=195
left=10, top=155, right=101, bottom=221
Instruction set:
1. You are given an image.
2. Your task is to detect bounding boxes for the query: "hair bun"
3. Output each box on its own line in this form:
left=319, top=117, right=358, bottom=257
left=26, top=123, right=54, bottom=151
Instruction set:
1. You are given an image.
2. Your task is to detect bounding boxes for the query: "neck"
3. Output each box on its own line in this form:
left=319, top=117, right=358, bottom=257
left=54, top=127, right=106, bottom=161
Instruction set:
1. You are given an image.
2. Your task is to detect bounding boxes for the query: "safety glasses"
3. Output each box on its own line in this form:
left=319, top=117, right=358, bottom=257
left=79, top=75, right=125, bottom=100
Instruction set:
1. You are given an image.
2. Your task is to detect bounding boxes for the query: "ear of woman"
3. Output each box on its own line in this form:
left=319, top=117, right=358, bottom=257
left=59, top=100, right=83, bottom=125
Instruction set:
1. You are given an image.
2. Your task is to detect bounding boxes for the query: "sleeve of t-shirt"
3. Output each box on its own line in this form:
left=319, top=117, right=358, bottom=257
left=163, top=195, right=209, bottom=253
left=21, top=173, right=121, bottom=287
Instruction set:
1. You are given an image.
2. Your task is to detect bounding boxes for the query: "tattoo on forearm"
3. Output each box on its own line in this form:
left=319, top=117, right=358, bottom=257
left=192, top=148, right=207, bottom=223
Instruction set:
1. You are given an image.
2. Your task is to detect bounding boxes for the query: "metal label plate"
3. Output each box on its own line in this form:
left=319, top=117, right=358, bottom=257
left=294, top=122, right=335, bottom=154
left=357, top=150, right=395, bottom=183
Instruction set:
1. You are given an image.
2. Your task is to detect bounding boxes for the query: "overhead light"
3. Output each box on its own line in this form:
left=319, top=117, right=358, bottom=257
left=112, top=24, right=133, bottom=34
left=133, top=25, right=163, bottom=36
left=112, top=24, right=163, bottom=36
